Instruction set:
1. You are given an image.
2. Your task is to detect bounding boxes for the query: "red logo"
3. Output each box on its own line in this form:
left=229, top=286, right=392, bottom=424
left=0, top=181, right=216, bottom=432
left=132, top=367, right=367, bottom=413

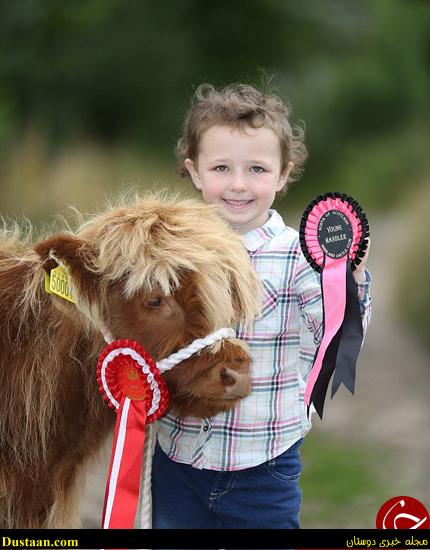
left=376, top=496, right=429, bottom=529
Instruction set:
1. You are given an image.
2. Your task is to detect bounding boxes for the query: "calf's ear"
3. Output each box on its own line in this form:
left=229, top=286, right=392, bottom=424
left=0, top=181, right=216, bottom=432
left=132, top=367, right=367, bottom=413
left=35, top=234, right=99, bottom=304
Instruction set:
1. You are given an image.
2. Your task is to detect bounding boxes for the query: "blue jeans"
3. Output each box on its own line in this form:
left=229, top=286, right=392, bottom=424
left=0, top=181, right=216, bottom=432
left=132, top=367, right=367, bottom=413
left=152, top=438, right=303, bottom=531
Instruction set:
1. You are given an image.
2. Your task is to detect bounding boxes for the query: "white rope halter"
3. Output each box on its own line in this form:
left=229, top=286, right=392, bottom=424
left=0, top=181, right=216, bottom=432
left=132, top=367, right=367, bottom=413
left=156, top=327, right=235, bottom=372
left=100, top=326, right=237, bottom=532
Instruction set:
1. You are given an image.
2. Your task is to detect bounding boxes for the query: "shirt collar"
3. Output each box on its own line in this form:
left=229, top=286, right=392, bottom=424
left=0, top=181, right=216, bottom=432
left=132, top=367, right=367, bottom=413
left=242, top=210, right=286, bottom=252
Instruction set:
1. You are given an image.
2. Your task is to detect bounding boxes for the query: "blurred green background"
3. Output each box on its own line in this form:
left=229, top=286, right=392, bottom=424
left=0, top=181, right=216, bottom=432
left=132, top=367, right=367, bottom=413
left=1, top=0, right=429, bottom=528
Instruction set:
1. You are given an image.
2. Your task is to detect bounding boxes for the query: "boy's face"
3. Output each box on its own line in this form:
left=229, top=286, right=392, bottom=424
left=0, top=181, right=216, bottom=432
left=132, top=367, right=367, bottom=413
left=185, top=125, right=293, bottom=234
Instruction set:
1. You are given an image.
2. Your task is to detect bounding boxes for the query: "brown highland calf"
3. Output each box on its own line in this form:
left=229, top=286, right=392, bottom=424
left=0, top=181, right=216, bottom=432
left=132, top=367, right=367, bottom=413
left=0, top=195, right=260, bottom=528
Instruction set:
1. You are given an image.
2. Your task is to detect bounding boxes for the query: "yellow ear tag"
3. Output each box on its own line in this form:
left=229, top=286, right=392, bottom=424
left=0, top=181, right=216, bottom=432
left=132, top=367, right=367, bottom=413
left=44, top=265, right=76, bottom=304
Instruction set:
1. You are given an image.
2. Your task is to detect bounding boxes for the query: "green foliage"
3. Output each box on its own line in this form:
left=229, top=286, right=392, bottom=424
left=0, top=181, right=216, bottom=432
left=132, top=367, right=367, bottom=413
left=0, top=0, right=429, bottom=212
left=277, top=0, right=430, bottom=208
left=0, top=0, right=302, bottom=149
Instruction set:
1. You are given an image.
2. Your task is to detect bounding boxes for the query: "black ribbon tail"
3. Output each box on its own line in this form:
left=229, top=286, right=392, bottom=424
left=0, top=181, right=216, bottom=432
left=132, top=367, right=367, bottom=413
left=331, top=261, right=363, bottom=397
left=310, top=322, right=343, bottom=419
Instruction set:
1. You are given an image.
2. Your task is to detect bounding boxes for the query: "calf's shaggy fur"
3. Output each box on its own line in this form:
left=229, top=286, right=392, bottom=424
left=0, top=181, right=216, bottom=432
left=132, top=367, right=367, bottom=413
left=0, top=196, right=260, bottom=528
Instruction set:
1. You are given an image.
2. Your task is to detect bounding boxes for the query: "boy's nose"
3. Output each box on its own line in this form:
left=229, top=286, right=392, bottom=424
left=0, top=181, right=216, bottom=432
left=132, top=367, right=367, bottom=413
left=229, top=175, right=248, bottom=192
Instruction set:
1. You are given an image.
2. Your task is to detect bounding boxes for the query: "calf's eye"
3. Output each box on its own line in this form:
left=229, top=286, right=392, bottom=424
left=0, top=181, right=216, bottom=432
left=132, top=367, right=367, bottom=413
left=147, top=297, right=163, bottom=308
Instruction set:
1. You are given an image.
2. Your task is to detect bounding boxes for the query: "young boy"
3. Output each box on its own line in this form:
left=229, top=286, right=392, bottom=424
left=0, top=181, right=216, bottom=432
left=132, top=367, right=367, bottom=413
left=152, top=83, right=372, bottom=530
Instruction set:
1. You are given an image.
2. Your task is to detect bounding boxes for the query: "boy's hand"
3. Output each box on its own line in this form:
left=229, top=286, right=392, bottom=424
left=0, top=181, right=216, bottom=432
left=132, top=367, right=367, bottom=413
left=352, top=238, right=370, bottom=283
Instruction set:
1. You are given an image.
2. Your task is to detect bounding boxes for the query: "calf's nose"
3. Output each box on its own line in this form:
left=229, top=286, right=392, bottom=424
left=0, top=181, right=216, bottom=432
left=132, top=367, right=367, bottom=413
left=221, top=367, right=251, bottom=398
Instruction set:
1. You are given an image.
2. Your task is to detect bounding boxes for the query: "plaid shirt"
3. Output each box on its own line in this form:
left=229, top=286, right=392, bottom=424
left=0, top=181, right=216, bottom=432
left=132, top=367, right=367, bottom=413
left=157, top=210, right=372, bottom=470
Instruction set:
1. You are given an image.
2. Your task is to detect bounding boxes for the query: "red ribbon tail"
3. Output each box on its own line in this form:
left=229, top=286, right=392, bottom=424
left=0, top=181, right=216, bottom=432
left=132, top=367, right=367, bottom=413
left=102, top=397, right=147, bottom=530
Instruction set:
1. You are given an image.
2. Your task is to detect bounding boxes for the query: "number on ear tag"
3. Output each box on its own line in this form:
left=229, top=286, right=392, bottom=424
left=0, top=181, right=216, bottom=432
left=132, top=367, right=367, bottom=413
left=44, top=265, right=76, bottom=303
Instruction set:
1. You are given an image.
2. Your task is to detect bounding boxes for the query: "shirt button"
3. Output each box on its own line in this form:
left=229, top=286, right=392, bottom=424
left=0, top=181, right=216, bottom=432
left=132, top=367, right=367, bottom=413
left=202, top=425, right=209, bottom=432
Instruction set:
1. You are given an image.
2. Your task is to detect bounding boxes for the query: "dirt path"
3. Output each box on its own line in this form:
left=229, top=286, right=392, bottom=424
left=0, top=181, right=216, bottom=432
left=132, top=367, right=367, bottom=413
left=78, top=211, right=430, bottom=527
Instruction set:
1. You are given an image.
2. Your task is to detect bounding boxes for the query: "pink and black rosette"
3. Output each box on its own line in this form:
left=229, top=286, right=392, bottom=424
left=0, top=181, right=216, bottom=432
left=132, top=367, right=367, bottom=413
left=96, top=339, right=169, bottom=529
left=299, top=192, right=369, bottom=418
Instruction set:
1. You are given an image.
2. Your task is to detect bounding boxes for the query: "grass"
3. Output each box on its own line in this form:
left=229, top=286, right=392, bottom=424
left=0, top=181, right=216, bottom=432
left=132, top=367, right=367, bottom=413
left=300, top=431, right=391, bottom=528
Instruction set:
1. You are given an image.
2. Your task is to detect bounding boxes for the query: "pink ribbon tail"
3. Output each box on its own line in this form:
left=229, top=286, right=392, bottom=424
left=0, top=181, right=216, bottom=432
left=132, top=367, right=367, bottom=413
left=304, top=255, right=347, bottom=408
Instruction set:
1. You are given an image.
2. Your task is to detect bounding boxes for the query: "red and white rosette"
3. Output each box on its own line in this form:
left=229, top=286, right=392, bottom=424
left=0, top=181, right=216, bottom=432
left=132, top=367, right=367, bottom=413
left=96, top=339, right=169, bottom=529
left=299, top=192, right=369, bottom=418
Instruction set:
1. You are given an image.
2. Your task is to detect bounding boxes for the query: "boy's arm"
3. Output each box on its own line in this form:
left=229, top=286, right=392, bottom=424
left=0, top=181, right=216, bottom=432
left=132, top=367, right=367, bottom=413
left=351, top=238, right=372, bottom=337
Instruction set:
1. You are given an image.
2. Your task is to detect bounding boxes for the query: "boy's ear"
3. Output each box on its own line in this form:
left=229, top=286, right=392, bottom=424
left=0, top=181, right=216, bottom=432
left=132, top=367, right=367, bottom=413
left=35, top=234, right=98, bottom=304
left=277, top=161, right=295, bottom=192
left=184, top=158, right=202, bottom=190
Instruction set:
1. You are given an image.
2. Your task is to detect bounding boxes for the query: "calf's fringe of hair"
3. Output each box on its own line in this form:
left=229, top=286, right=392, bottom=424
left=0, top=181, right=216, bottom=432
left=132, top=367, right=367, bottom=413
left=75, top=194, right=261, bottom=330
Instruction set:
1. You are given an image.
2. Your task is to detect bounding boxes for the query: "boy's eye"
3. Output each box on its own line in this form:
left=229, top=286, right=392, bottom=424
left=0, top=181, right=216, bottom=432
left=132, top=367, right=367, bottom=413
left=251, top=166, right=265, bottom=174
left=214, top=165, right=228, bottom=172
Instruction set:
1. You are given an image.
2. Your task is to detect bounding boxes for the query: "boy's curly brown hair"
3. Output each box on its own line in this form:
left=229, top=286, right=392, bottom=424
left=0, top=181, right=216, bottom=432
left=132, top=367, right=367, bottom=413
left=175, top=82, right=307, bottom=189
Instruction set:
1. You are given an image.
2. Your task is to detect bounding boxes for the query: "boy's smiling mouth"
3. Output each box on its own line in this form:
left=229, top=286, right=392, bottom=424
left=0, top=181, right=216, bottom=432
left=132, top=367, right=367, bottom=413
left=222, top=199, right=254, bottom=209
